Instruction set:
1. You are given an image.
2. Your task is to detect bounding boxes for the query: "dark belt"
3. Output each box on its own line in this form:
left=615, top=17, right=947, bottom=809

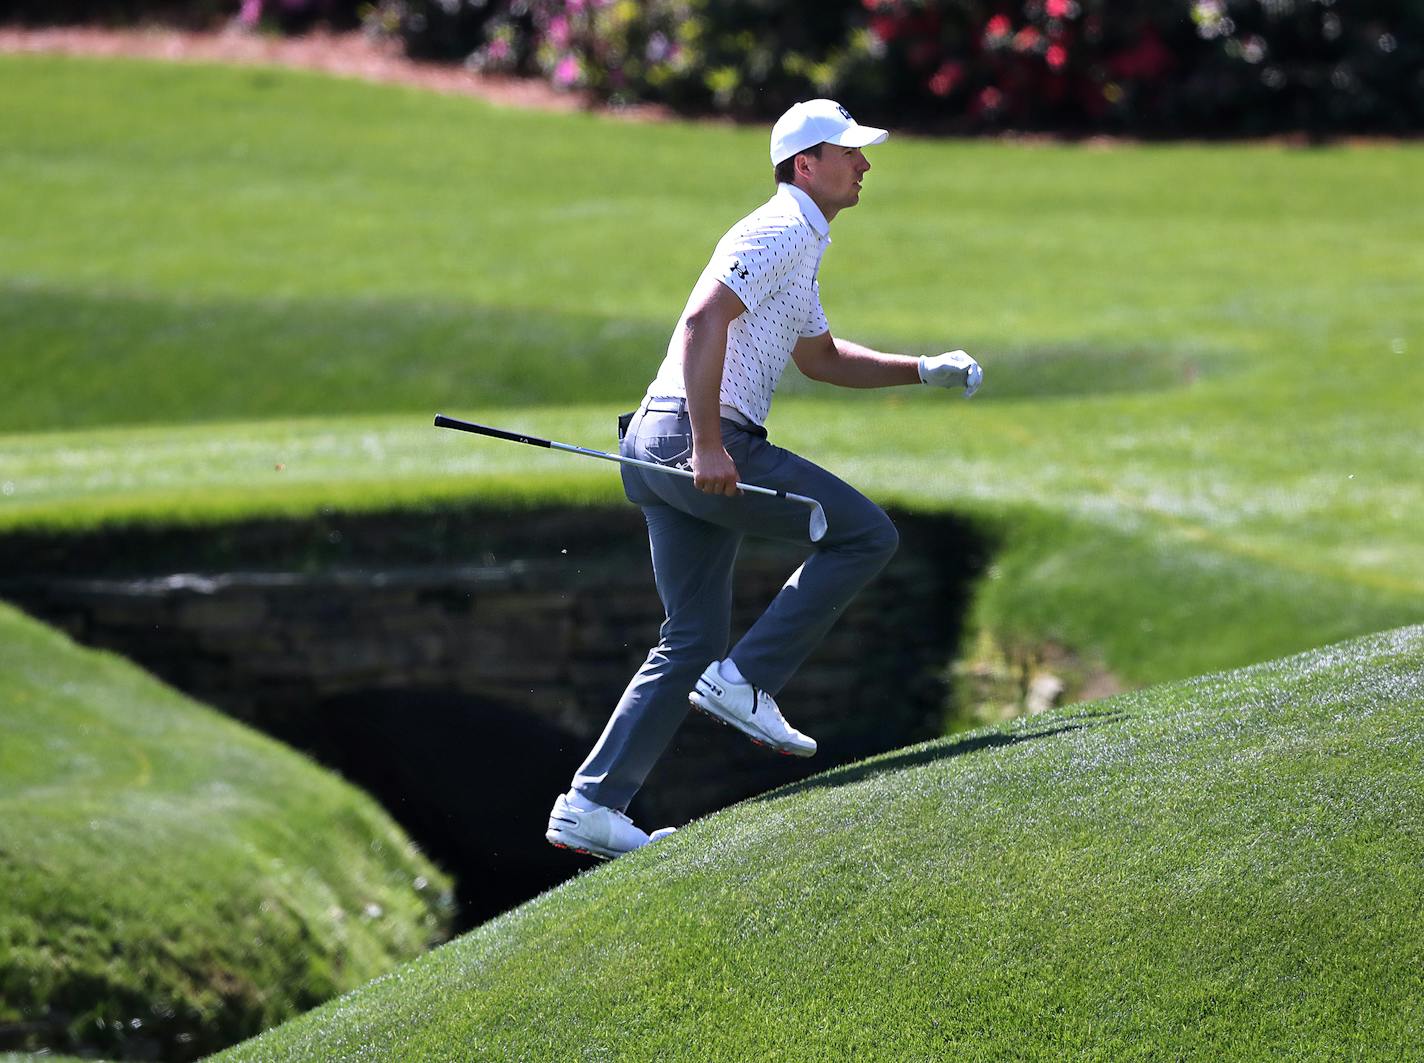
left=619, top=396, right=682, bottom=440
left=620, top=396, right=767, bottom=439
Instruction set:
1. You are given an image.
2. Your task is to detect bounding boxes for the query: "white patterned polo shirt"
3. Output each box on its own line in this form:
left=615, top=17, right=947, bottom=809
left=647, top=182, right=831, bottom=426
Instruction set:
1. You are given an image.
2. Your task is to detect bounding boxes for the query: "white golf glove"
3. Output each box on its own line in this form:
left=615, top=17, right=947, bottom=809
left=918, top=350, right=983, bottom=398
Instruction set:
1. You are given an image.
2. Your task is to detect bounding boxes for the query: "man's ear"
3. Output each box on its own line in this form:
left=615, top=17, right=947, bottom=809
left=795, top=151, right=816, bottom=183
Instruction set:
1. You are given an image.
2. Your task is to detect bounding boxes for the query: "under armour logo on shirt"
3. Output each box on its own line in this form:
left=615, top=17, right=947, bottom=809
left=731, top=261, right=750, bottom=280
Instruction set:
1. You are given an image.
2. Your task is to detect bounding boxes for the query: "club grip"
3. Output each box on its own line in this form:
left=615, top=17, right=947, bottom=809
left=434, top=414, right=552, bottom=448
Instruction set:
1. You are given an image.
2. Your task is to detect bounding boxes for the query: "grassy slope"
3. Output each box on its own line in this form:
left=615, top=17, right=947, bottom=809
left=0, top=602, right=453, bottom=1059
left=215, top=624, right=1424, bottom=1061
left=2, top=55, right=1420, bottom=687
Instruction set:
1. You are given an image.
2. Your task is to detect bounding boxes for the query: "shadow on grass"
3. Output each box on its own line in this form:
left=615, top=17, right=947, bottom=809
left=0, top=282, right=667, bottom=431
left=755, top=707, right=1129, bottom=803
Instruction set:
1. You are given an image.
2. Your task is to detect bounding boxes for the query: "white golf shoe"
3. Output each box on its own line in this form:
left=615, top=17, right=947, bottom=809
left=689, top=661, right=817, bottom=758
left=545, top=791, right=675, bottom=860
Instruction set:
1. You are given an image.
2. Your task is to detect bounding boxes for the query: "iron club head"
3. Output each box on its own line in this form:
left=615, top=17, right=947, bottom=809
left=808, top=503, right=828, bottom=542
left=783, top=492, right=827, bottom=542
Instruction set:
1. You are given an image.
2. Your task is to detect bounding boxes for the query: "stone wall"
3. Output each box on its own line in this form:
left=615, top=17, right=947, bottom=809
left=2, top=505, right=990, bottom=924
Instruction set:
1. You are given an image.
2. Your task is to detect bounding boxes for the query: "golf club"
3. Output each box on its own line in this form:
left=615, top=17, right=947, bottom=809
left=433, top=414, right=828, bottom=543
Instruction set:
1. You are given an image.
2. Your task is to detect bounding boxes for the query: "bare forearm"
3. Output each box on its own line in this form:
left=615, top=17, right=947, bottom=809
left=817, top=338, right=923, bottom=388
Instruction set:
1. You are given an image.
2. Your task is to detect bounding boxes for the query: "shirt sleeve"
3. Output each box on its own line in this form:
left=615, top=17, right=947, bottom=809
left=800, top=281, right=830, bottom=338
left=707, top=217, right=807, bottom=311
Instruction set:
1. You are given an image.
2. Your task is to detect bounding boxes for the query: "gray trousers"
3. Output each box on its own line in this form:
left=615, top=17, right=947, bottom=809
left=571, top=396, right=900, bottom=811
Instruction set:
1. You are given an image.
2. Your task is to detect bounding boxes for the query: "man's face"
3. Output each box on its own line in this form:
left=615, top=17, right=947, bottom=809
left=801, top=144, right=872, bottom=218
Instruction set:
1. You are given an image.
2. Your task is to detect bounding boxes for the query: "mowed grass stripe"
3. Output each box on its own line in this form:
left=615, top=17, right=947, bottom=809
left=2, top=54, right=1421, bottom=430
left=3, top=397, right=1420, bottom=591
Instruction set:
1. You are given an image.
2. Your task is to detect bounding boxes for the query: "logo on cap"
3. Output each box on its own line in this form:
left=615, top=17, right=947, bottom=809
left=836, top=104, right=853, bottom=121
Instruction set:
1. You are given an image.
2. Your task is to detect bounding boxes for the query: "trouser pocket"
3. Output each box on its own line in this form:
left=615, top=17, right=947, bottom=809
left=641, top=435, right=694, bottom=472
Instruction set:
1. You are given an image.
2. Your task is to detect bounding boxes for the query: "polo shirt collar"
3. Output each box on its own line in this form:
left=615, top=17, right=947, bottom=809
left=777, top=182, right=831, bottom=240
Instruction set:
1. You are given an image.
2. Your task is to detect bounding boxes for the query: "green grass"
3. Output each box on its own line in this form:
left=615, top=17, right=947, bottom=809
left=0, top=602, right=453, bottom=1059
left=1, top=54, right=1419, bottom=428
left=2, top=51, right=1421, bottom=1060
left=2, top=51, right=1424, bottom=427
left=2, top=53, right=1420, bottom=689
left=212, top=624, right=1424, bottom=1061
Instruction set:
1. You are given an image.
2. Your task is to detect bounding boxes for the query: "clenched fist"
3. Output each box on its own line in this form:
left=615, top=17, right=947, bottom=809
left=918, top=350, right=983, bottom=398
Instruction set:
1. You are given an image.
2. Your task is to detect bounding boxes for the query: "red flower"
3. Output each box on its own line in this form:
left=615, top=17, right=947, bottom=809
left=869, top=15, right=900, bottom=42
left=1046, top=43, right=1068, bottom=70
left=928, top=60, right=965, bottom=97
left=1045, top=0, right=1071, bottom=18
left=977, top=86, right=1004, bottom=112
left=985, top=14, right=1011, bottom=38
left=1013, top=26, right=1042, bottom=51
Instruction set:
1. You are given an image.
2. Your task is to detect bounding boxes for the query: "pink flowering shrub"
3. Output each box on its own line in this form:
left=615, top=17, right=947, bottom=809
left=232, top=0, right=362, bottom=33
left=373, top=0, right=1421, bottom=135
left=453, top=0, right=874, bottom=113
left=17, top=1, right=1418, bottom=133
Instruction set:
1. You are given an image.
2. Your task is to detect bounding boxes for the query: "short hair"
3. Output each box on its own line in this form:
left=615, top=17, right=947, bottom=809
left=773, top=142, right=823, bottom=185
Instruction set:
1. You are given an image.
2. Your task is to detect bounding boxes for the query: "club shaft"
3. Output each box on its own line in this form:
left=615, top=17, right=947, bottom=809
left=434, top=414, right=817, bottom=510
left=549, top=442, right=814, bottom=508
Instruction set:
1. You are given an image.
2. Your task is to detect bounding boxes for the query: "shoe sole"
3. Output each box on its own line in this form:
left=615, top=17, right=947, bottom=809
left=545, top=827, right=623, bottom=860
left=688, top=692, right=815, bottom=758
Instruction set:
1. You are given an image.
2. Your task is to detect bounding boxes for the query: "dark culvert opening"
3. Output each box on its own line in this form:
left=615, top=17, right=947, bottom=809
left=310, top=687, right=587, bottom=927
left=2, top=505, right=994, bottom=928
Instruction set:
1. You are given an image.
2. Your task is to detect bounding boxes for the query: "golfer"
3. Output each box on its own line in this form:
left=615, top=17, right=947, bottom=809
left=547, top=99, right=982, bottom=859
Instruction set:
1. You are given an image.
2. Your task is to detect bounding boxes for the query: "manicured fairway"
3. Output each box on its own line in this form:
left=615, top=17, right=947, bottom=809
left=215, top=625, right=1424, bottom=1061
left=3, top=55, right=1419, bottom=428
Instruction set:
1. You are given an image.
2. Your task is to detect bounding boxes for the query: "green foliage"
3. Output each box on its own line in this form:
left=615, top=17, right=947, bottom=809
left=840, top=0, right=1424, bottom=135
left=215, top=626, right=1424, bottom=1059
left=361, top=0, right=1424, bottom=133
left=11, top=1, right=1423, bottom=132
left=0, top=603, right=455, bottom=1059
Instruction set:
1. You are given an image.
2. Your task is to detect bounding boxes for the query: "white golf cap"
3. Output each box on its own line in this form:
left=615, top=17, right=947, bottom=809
left=770, top=99, right=888, bottom=166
